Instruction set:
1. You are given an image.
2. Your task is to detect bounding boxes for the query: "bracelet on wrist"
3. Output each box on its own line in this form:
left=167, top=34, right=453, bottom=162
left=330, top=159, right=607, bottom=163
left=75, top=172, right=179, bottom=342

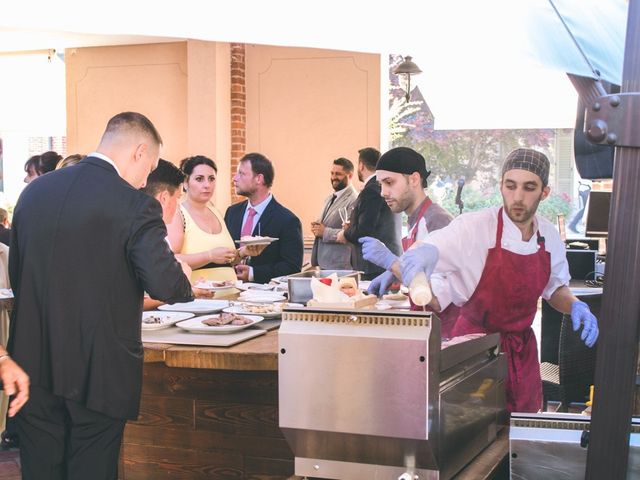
left=0, top=353, right=10, bottom=363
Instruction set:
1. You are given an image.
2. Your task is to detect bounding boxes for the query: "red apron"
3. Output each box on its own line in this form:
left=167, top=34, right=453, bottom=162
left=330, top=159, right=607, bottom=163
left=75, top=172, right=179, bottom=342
left=450, top=208, right=550, bottom=413
left=403, top=197, right=459, bottom=339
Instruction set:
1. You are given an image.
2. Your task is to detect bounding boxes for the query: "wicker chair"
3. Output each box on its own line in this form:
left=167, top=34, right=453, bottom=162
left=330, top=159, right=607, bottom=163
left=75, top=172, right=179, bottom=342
left=540, top=314, right=598, bottom=412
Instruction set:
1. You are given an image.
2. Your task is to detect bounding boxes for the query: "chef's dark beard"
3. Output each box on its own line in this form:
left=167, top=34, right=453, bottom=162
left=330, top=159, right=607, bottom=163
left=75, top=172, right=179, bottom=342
left=505, top=196, right=542, bottom=225
left=332, top=178, right=348, bottom=191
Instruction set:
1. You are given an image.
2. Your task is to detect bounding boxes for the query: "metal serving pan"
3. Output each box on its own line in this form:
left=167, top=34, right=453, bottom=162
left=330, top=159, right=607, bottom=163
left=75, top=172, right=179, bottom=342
left=287, top=269, right=360, bottom=303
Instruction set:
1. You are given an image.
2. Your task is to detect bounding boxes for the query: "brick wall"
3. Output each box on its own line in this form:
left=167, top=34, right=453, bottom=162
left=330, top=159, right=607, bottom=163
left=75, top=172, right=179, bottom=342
left=230, top=43, right=246, bottom=203
left=27, top=136, right=67, bottom=159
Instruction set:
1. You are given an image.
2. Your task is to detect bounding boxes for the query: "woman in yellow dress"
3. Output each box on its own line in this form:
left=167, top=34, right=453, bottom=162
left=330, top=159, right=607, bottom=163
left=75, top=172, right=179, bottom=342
left=167, top=156, right=247, bottom=284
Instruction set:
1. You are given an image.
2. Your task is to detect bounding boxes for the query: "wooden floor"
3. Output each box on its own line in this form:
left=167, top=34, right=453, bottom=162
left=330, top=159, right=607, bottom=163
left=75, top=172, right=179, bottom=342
left=0, top=449, right=20, bottom=480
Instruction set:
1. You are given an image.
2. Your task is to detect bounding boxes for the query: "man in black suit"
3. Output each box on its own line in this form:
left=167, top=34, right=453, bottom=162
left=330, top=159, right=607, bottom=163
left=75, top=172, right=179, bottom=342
left=225, top=152, right=303, bottom=284
left=337, top=147, right=402, bottom=280
left=8, top=112, right=193, bottom=479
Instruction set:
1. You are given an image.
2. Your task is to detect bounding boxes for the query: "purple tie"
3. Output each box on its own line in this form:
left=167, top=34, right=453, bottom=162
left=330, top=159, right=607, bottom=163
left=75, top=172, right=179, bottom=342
left=241, top=207, right=257, bottom=237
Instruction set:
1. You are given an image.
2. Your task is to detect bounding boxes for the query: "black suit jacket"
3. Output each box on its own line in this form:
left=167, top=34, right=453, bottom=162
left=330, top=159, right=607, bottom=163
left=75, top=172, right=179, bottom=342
left=344, top=176, right=402, bottom=279
left=224, top=196, right=303, bottom=283
left=0, top=225, right=9, bottom=247
left=8, top=157, right=193, bottom=420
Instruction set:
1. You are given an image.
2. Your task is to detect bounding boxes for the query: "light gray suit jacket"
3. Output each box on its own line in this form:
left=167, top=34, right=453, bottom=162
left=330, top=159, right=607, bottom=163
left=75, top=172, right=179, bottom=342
left=311, top=185, right=358, bottom=270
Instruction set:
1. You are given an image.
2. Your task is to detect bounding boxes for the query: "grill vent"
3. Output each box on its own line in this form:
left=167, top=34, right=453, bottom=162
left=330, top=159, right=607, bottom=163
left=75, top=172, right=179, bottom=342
left=282, top=311, right=430, bottom=327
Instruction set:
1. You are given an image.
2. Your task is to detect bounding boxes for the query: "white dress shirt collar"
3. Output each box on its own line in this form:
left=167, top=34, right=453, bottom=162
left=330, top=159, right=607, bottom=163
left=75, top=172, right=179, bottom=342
left=363, top=173, right=376, bottom=185
left=87, top=151, right=121, bottom=177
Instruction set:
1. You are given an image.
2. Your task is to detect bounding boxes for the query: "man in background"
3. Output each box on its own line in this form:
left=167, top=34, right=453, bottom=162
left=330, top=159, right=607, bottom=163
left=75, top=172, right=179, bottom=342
left=337, top=147, right=402, bottom=280
left=311, top=157, right=358, bottom=270
left=9, top=112, right=193, bottom=479
left=225, top=152, right=303, bottom=283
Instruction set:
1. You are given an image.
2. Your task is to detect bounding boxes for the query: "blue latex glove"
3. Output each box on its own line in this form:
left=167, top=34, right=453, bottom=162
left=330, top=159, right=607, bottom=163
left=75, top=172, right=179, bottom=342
left=400, top=243, right=439, bottom=286
left=368, top=271, right=397, bottom=297
left=359, top=236, right=398, bottom=270
left=570, top=300, right=599, bottom=347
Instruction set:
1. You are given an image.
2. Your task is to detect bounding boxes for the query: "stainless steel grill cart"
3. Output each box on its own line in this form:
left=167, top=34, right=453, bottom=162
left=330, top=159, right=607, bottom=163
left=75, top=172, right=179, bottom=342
left=278, top=306, right=507, bottom=479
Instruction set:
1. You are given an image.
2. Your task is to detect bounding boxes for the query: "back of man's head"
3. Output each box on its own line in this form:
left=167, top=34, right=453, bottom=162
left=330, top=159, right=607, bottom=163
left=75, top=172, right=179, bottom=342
left=0, top=208, right=8, bottom=226
left=100, top=112, right=163, bottom=148
left=141, top=159, right=185, bottom=197
left=38, top=151, right=63, bottom=175
left=358, top=147, right=381, bottom=171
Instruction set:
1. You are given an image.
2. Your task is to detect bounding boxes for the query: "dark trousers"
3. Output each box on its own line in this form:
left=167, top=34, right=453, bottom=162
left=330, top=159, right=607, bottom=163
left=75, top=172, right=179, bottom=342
left=15, top=386, right=126, bottom=480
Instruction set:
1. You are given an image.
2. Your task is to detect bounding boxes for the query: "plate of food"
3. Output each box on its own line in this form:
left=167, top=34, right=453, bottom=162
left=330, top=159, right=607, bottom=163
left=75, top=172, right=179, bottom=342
left=158, top=299, right=230, bottom=314
left=235, top=235, right=279, bottom=246
left=193, top=279, right=237, bottom=291
left=141, top=311, right=195, bottom=330
left=223, top=302, right=303, bottom=319
left=176, top=312, right=264, bottom=334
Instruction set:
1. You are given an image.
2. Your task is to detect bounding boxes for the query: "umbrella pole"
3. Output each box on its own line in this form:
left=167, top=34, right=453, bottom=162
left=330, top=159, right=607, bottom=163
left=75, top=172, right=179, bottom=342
left=585, top=0, right=640, bottom=478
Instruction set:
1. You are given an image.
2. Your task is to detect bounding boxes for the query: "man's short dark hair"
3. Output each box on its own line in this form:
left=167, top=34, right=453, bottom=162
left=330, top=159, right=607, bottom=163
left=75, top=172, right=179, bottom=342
left=104, top=112, right=163, bottom=146
left=38, top=151, right=63, bottom=175
left=333, top=157, right=354, bottom=173
left=241, top=152, right=274, bottom=188
left=141, top=159, right=185, bottom=197
left=358, top=147, right=381, bottom=170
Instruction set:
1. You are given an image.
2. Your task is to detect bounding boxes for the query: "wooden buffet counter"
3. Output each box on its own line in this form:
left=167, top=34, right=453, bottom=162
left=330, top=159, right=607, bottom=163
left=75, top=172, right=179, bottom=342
left=120, top=331, right=292, bottom=479
left=121, top=331, right=508, bottom=479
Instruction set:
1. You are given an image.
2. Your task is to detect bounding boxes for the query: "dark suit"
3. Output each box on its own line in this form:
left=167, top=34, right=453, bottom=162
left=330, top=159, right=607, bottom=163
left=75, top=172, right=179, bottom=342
left=0, top=225, right=9, bottom=246
left=225, top=196, right=303, bottom=283
left=8, top=156, right=193, bottom=479
left=344, top=176, right=402, bottom=280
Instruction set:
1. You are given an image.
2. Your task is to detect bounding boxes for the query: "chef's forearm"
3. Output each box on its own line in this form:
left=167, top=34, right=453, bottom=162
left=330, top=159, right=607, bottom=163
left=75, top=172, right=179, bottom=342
left=548, top=285, right=578, bottom=315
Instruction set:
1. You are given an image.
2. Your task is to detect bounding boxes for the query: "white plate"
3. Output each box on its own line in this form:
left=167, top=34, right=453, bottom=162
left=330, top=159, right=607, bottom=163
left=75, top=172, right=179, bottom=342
left=176, top=314, right=264, bottom=334
left=0, top=288, right=13, bottom=299
left=238, top=291, right=287, bottom=303
left=193, top=280, right=236, bottom=291
left=236, top=282, right=275, bottom=291
left=141, top=311, right=195, bottom=330
left=158, top=299, right=230, bottom=314
left=223, top=302, right=303, bottom=319
left=235, top=237, right=278, bottom=246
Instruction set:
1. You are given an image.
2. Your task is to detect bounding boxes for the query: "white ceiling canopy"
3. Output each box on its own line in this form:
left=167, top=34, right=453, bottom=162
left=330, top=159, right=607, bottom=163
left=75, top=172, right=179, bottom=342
left=0, top=0, right=628, bottom=131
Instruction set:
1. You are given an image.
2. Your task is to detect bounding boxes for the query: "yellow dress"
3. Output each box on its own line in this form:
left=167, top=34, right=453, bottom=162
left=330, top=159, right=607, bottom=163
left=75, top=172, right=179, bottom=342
left=179, top=203, right=237, bottom=283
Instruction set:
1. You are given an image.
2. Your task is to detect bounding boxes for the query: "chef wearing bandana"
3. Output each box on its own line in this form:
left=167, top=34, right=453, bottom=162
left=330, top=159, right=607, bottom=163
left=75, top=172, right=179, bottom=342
left=400, top=148, right=599, bottom=413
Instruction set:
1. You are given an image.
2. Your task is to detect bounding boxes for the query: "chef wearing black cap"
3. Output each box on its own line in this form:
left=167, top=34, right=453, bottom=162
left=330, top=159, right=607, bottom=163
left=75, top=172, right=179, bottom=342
left=398, top=148, right=599, bottom=413
left=359, top=147, right=458, bottom=333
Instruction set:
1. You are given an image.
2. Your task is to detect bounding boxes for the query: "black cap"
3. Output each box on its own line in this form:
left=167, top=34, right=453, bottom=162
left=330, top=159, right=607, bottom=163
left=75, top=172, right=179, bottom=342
left=376, top=147, right=431, bottom=188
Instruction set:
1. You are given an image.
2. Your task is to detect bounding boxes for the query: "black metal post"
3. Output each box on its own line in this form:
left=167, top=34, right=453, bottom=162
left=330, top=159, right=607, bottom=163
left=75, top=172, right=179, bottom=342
left=586, top=1, right=640, bottom=478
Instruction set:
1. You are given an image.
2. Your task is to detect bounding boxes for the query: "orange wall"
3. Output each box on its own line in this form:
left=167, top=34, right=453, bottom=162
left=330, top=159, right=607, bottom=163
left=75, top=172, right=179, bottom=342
left=65, top=40, right=232, bottom=208
left=245, top=45, right=380, bottom=238
left=66, top=41, right=381, bottom=228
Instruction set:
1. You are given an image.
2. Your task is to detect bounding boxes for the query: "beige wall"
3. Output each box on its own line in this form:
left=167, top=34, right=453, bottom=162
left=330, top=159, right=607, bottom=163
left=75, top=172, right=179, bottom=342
left=66, top=41, right=381, bottom=227
left=65, top=40, right=232, bottom=208
left=245, top=45, right=380, bottom=237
